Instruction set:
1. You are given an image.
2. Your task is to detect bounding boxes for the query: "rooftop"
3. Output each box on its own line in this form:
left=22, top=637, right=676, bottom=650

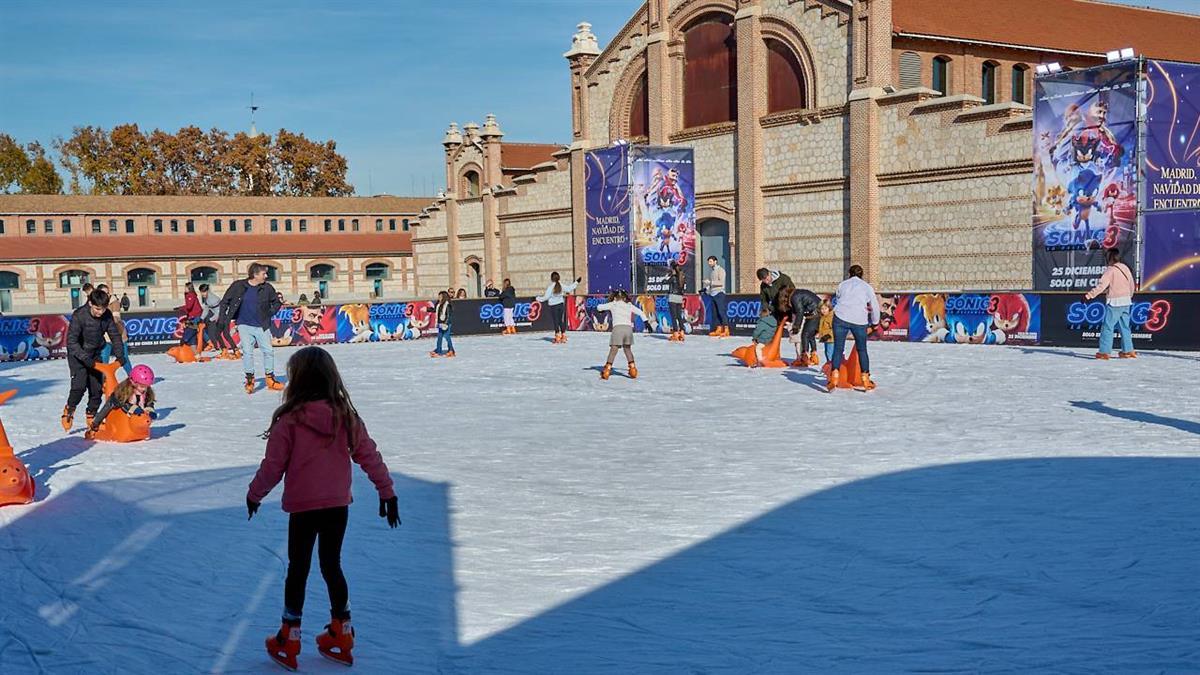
left=0, top=194, right=434, bottom=215
left=0, top=232, right=412, bottom=263
left=500, top=143, right=563, bottom=173
left=894, top=0, right=1200, bottom=62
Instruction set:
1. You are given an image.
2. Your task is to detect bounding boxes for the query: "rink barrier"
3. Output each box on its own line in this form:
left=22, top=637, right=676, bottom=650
left=1, top=291, right=1196, bottom=363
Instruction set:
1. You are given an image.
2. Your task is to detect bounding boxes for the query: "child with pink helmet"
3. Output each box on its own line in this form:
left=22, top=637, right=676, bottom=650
left=85, top=364, right=157, bottom=439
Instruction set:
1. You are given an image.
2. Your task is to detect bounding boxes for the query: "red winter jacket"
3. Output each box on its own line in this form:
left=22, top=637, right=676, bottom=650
left=247, top=401, right=395, bottom=513
left=179, top=291, right=203, bottom=320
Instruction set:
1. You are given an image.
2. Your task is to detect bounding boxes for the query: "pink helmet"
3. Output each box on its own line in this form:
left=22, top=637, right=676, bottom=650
left=130, top=364, right=155, bottom=387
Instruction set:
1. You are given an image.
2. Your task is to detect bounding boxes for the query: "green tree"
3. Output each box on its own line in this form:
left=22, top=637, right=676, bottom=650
left=0, top=134, right=32, bottom=193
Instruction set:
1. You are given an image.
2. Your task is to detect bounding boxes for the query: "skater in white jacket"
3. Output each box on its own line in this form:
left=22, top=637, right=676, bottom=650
left=596, top=290, right=647, bottom=380
left=536, top=271, right=579, bottom=344
left=828, top=264, right=881, bottom=392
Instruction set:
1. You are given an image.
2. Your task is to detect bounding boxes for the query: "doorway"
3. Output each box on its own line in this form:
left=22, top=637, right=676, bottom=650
left=698, top=218, right=732, bottom=292
left=467, top=261, right=482, bottom=298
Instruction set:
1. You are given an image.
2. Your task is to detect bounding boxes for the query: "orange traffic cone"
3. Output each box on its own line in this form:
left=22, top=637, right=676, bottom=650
left=0, top=389, right=35, bottom=507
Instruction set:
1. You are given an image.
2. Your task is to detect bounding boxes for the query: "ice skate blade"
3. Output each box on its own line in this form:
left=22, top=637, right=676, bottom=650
left=267, top=653, right=298, bottom=671
left=319, top=648, right=354, bottom=666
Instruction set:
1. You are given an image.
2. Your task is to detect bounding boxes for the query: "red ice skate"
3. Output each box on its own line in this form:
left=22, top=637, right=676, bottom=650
left=266, top=623, right=301, bottom=671
left=600, top=364, right=612, bottom=380
left=316, top=617, right=355, bottom=666
left=265, top=374, right=285, bottom=391
left=1118, top=351, right=1138, bottom=359
left=628, top=363, right=638, bottom=379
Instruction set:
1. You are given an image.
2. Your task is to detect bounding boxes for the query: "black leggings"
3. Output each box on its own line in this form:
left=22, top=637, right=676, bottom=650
left=284, top=506, right=350, bottom=622
left=550, top=303, right=567, bottom=333
left=669, top=302, right=684, bottom=331
left=206, top=321, right=235, bottom=350
left=66, top=357, right=103, bottom=415
left=798, top=315, right=819, bottom=353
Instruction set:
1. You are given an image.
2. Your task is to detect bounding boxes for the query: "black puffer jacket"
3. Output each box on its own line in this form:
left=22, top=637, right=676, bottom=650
left=498, top=286, right=517, bottom=309
left=789, top=289, right=822, bottom=318
left=217, top=279, right=282, bottom=329
left=66, top=305, right=124, bottom=365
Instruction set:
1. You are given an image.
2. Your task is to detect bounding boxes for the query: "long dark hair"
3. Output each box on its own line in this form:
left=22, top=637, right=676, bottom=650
left=551, top=271, right=562, bottom=295
left=264, top=346, right=360, bottom=448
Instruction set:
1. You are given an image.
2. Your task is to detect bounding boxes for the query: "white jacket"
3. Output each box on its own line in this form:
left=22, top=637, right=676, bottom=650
left=597, top=300, right=647, bottom=327
left=704, top=265, right=726, bottom=296
left=536, top=280, right=578, bottom=306
left=833, top=276, right=881, bottom=326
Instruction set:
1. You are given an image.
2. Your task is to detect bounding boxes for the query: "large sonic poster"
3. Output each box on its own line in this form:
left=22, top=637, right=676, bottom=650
left=1032, top=62, right=1139, bottom=291
left=630, top=146, right=696, bottom=294
left=1141, top=60, right=1200, bottom=291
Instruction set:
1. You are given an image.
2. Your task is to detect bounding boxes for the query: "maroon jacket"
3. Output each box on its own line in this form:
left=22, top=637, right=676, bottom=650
left=179, top=291, right=203, bottom=320
left=248, top=401, right=395, bottom=513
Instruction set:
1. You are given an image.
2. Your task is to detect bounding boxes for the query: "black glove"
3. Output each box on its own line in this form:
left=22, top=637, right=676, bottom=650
left=246, top=498, right=260, bottom=520
left=380, top=496, right=401, bottom=528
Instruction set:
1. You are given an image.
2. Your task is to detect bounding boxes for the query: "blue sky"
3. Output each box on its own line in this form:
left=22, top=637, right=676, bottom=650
left=0, top=0, right=1193, bottom=196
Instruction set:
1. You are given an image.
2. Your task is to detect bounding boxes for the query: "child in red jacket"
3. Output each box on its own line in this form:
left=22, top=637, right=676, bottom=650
left=247, top=346, right=400, bottom=669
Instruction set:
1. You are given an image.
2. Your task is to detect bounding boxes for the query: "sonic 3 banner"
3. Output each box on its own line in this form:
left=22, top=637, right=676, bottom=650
left=1032, top=62, right=1139, bottom=291
left=909, top=293, right=1041, bottom=345
left=584, top=146, right=634, bottom=295
left=630, top=146, right=696, bottom=295
left=1141, top=60, right=1200, bottom=291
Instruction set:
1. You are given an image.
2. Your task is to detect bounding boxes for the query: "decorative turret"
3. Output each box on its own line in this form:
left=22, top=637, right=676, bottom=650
left=464, top=122, right=481, bottom=144
left=442, top=122, right=463, bottom=148
left=564, top=22, right=600, bottom=59
left=480, top=113, right=504, bottom=141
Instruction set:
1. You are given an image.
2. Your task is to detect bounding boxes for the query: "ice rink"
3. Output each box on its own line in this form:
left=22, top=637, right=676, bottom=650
left=1, top=333, right=1197, bottom=674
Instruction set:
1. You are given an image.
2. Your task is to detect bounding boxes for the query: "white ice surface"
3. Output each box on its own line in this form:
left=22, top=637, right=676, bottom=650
left=0, top=335, right=1197, bottom=674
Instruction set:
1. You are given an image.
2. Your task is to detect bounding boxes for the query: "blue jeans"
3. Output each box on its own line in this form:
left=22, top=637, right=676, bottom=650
left=436, top=325, right=454, bottom=354
left=709, top=292, right=728, bottom=327
left=100, top=343, right=133, bottom=377
left=237, top=324, right=275, bottom=375
left=1098, top=303, right=1133, bottom=355
left=823, top=342, right=834, bottom=364
left=831, top=316, right=870, bottom=373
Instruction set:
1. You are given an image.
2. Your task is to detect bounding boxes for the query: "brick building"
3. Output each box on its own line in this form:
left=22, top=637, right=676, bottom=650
left=0, top=195, right=429, bottom=313
left=413, top=0, right=1200, bottom=296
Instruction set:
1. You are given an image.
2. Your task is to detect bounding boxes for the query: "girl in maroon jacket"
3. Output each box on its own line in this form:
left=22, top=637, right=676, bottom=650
left=247, top=346, right=400, bottom=669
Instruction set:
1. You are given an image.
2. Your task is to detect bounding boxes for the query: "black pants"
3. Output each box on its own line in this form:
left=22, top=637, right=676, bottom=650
left=798, top=314, right=819, bottom=353
left=669, top=302, right=684, bottom=331
left=550, top=303, right=567, bottom=333
left=284, top=506, right=350, bottom=622
left=206, top=321, right=235, bottom=350
left=66, top=357, right=103, bottom=415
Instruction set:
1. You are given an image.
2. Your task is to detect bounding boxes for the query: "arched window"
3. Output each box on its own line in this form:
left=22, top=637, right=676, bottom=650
left=683, top=14, right=737, bottom=128
left=125, top=219, right=134, bottom=233
left=0, top=271, right=17, bottom=313
left=932, top=56, right=950, bottom=95
left=899, top=51, right=922, bottom=90
left=629, top=71, right=649, bottom=139
left=365, top=263, right=390, bottom=279
left=376, top=218, right=384, bottom=232
left=309, top=264, right=336, bottom=281
left=257, top=264, right=279, bottom=282
left=190, top=266, right=219, bottom=284
left=765, top=39, right=807, bottom=113
left=462, top=170, right=481, bottom=198
left=1012, top=64, right=1029, bottom=104
left=126, top=268, right=157, bottom=285
left=108, top=218, right=118, bottom=233
left=91, top=219, right=101, bottom=234
left=981, top=61, right=998, bottom=105
left=366, top=263, right=389, bottom=299
left=58, top=269, right=89, bottom=288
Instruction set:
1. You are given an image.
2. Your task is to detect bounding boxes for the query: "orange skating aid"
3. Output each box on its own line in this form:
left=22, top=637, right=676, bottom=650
left=0, top=390, right=35, bottom=507
left=731, top=322, right=787, bottom=368
left=266, top=623, right=301, bottom=671
left=91, top=409, right=152, bottom=443
left=316, top=617, right=354, bottom=666
left=166, top=344, right=197, bottom=363
left=95, top=361, right=122, bottom=397
left=822, top=349, right=868, bottom=391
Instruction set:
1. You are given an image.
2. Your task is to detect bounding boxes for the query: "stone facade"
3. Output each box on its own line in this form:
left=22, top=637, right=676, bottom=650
left=412, top=0, right=1170, bottom=296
